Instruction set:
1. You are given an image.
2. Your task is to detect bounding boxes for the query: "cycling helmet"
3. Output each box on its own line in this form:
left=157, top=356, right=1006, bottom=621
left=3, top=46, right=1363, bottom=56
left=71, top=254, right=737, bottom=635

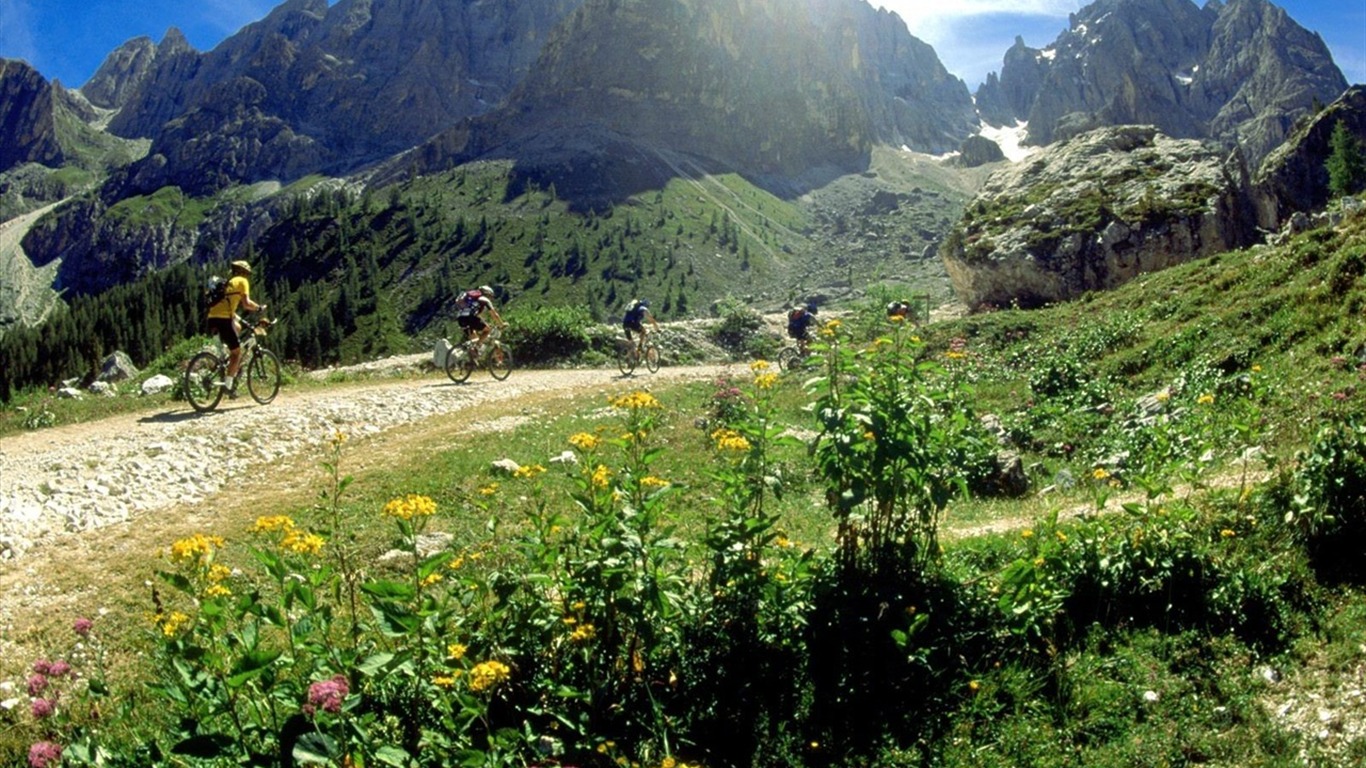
left=479, top=285, right=493, bottom=295
left=638, top=299, right=649, bottom=307
left=231, top=260, right=252, bottom=275
left=806, top=302, right=818, bottom=314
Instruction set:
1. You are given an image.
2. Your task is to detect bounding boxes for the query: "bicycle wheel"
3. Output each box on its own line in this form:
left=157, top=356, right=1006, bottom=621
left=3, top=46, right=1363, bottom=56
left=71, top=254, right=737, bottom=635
left=246, top=348, right=282, bottom=404
left=617, top=345, right=638, bottom=376
left=777, top=346, right=801, bottom=372
left=445, top=345, right=474, bottom=383
left=487, top=342, right=513, bottom=381
left=184, top=351, right=225, bottom=412
left=644, top=344, right=660, bottom=373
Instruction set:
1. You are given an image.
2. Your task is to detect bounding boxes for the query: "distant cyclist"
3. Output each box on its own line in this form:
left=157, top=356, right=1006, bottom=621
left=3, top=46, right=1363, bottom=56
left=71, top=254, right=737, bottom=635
left=786, top=302, right=818, bottom=354
left=456, top=285, right=504, bottom=350
left=886, top=301, right=914, bottom=322
left=205, top=260, right=265, bottom=396
left=622, top=298, right=659, bottom=354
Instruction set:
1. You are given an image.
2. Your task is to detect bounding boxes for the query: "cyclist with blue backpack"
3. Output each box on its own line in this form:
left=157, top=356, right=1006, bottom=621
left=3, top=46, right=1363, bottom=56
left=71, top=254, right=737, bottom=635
left=623, top=298, right=658, bottom=354
left=787, top=302, right=818, bottom=354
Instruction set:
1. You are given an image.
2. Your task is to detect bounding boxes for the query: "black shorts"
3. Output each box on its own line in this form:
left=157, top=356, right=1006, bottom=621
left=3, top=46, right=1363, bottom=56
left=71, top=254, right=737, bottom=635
left=458, top=314, right=487, bottom=335
left=208, top=317, right=240, bottom=351
left=624, top=321, right=644, bottom=339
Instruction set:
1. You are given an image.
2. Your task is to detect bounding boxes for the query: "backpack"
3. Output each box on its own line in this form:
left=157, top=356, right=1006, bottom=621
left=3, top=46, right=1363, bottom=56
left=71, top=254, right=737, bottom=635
left=624, top=302, right=647, bottom=326
left=457, top=289, right=483, bottom=317
left=204, top=275, right=229, bottom=309
left=787, top=306, right=806, bottom=328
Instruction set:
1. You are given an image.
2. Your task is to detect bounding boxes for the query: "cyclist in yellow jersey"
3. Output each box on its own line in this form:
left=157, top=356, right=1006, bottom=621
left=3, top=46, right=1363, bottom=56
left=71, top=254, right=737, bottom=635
left=206, top=260, right=265, bottom=395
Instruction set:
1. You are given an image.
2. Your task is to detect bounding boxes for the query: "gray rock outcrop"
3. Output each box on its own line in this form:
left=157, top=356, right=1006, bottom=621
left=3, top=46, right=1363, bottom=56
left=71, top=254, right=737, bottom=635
left=941, top=125, right=1259, bottom=309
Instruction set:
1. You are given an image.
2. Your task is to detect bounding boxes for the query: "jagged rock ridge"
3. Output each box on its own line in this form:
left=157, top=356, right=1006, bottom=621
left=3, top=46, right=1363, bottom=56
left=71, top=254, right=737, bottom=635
left=974, top=0, right=1348, bottom=169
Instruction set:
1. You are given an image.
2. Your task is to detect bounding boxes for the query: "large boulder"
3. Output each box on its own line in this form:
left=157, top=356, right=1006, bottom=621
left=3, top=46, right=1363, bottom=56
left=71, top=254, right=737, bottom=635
left=98, top=351, right=139, bottom=383
left=940, top=125, right=1259, bottom=309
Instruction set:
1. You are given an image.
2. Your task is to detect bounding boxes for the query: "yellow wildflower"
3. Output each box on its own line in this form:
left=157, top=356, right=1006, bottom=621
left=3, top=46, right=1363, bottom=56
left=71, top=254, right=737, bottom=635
left=1220, top=529, right=1236, bottom=538
left=711, top=427, right=751, bottom=452
left=207, top=564, right=232, bottom=583
left=570, top=623, right=597, bottom=643
left=382, top=494, right=437, bottom=520
left=569, top=432, right=600, bottom=450
left=750, top=360, right=771, bottom=372
left=591, top=464, right=612, bottom=489
left=968, top=680, right=981, bottom=693
left=252, top=515, right=295, bottom=534
left=421, top=572, right=444, bottom=588
left=159, top=611, right=191, bottom=637
left=281, top=530, right=325, bottom=555
left=468, top=660, right=511, bottom=693
left=447, top=643, right=467, bottom=660
left=433, top=675, right=458, bottom=688
left=755, top=372, right=779, bottom=390
left=204, top=584, right=233, bottom=599
left=1056, top=531, right=1068, bottom=543
left=513, top=464, right=547, bottom=479
left=1020, top=529, right=1035, bottom=539
left=1251, top=364, right=1262, bottom=373
left=571, top=600, right=587, bottom=611
left=610, top=391, right=661, bottom=410
left=1155, top=390, right=1171, bottom=402
left=169, top=534, right=224, bottom=567
left=641, top=475, right=670, bottom=488
left=1092, top=467, right=1110, bottom=480
left=479, top=483, right=499, bottom=496
left=1033, top=557, right=1045, bottom=567
left=1198, top=393, right=1215, bottom=405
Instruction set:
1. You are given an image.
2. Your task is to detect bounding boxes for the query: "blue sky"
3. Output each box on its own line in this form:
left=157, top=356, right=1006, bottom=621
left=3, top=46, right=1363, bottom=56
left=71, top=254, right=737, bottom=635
left=1, top=0, right=1362, bottom=91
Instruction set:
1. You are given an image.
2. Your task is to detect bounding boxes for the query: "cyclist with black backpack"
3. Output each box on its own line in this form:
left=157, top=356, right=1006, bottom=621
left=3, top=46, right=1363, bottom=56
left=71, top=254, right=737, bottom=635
left=205, top=260, right=265, bottom=396
left=622, top=298, right=658, bottom=355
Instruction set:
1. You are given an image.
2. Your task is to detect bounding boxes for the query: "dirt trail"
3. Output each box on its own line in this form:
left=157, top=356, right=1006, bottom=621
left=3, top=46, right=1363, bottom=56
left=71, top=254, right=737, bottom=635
left=0, top=363, right=734, bottom=660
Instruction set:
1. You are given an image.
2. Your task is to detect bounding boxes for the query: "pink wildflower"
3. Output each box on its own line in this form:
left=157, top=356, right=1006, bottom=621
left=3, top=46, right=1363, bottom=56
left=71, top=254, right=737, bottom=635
left=73, top=617, right=93, bottom=636
left=30, top=698, right=56, bottom=719
left=31, top=660, right=52, bottom=675
left=47, top=660, right=71, bottom=678
left=305, top=674, right=349, bottom=715
left=26, top=674, right=48, bottom=697
left=28, top=741, right=62, bottom=768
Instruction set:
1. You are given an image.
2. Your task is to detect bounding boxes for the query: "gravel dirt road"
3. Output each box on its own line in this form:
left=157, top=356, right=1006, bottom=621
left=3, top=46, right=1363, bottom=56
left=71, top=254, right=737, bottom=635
left=0, top=362, right=732, bottom=659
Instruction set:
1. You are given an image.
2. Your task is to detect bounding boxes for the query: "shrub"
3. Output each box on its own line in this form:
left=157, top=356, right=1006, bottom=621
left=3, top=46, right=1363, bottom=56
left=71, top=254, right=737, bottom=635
left=502, top=305, right=593, bottom=364
left=1288, top=418, right=1366, bottom=582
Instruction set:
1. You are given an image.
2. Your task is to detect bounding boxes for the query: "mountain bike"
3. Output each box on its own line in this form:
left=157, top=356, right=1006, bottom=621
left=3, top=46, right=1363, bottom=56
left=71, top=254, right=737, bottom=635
left=617, top=337, right=661, bottom=376
left=445, top=325, right=513, bottom=383
left=183, top=314, right=282, bottom=412
left=777, top=340, right=815, bottom=372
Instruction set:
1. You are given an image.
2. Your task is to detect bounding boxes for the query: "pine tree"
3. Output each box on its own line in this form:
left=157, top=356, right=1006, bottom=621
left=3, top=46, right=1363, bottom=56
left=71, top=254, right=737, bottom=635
left=1327, top=120, right=1366, bottom=198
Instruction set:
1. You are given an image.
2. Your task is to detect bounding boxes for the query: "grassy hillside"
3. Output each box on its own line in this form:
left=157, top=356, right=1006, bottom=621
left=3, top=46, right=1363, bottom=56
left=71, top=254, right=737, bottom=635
left=2, top=204, right=1363, bottom=766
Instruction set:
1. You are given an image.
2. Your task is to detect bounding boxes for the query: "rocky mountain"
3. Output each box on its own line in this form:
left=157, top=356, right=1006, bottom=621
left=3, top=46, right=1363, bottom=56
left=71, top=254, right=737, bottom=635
left=0, top=60, right=64, bottom=173
left=391, top=0, right=977, bottom=203
left=97, top=0, right=587, bottom=195
left=974, top=0, right=1348, bottom=169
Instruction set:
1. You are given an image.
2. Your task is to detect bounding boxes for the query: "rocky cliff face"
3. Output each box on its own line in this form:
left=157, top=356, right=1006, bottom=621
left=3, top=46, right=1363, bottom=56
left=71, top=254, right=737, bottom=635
left=974, top=0, right=1347, bottom=170
left=1253, top=86, right=1366, bottom=228
left=0, top=60, right=64, bottom=173
left=394, top=0, right=976, bottom=201
left=99, top=0, right=585, bottom=193
left=940, top=126, right=1260, bottom=309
